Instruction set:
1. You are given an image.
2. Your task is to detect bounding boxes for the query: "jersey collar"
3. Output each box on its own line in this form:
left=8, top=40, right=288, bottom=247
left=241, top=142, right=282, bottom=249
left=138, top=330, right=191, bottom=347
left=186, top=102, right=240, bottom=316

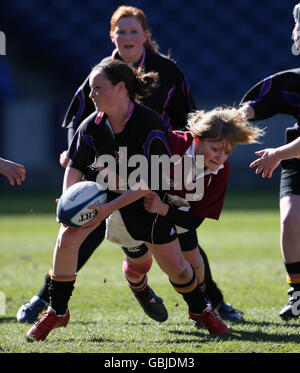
left=95, top=100, right=134, bottom=127
left=111, top=47, right=146, bottom=69
left=185, top=140, right=224, bottom=181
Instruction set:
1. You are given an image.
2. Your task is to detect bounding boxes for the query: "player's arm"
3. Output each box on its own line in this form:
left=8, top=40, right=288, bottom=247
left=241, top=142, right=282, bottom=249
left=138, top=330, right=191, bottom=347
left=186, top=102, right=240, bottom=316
left=165, top=67, right=197, bottom=129
left=60, top=74, right=94, bottom=168
left=144, top=191, right=204, bottom=229
left=0, top=157, right=26, bottom=186
left=61, top=74, right=92, bottom=131
left=250, top=137, right=300, bottom=178
left=62, top=166, right=84, bottom=192
left=239, top=71, right=297, bottom=121
left=84, top=128, right=173, bottom=228
left=83, top=182, right=152, bottom=230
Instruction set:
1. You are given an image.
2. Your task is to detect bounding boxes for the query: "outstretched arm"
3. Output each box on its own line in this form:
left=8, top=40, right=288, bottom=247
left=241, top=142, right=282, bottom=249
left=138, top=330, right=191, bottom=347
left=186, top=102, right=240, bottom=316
left=250, top=137, right=300, bottom=178
left=0, top=157, right=26, bottom=186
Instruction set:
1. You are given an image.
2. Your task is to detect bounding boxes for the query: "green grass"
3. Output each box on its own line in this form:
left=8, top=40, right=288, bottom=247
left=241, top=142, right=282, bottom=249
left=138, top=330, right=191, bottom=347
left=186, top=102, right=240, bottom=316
left=0, top=190, right=299, bottom=354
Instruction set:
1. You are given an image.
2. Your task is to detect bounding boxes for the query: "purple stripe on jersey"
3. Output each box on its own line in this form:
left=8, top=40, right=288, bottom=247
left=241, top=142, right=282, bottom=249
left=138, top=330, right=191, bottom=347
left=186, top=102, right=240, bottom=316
left=143, top=130, right=172, bottom=161
left=161, top=85, right=176, bottom=129
left=281, top=90, right=300, bottom=106
left=71, top=134, right=95, bottom=162
left=82, top=134, right=95, bottom=148
left=182, top=77, right=193, bottom=112
left=162, top=112, right=172, bottom=130
left=282, top=90, right=300, bottom=116
left=252, top=76, right=272, bottom=104
left=73, top=88, right=85, bottom=127
left=70, top=133, right=82, bottom=160
left=163, top=85, right=176, bottom=109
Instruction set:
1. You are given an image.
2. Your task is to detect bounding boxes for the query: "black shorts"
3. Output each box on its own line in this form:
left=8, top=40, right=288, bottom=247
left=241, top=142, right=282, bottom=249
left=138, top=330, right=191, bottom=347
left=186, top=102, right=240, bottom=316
left=280, top=168, right=300, bottom=199
left=119, top=203, right=177, bottom=245
left=122, top=229, right=198, bottom=258
left=121, top=244, right=149, bottom=258
left=120, top=210, right=178, bottom=244
left=178, top=229, right=199, bottom=252
left=279, top=126, right=300, bottom=199
left=107, top=190, right=177, bottom=245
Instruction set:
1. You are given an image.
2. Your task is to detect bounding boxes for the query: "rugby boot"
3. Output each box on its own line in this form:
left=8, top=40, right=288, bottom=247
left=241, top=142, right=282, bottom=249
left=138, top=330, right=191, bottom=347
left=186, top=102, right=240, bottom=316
left=26, top=307, right=70, bottom=341
left=215, top=302, right=244, bottom=321
left=279, top=287, right=300, bottom=321
left=190, top=304, right=231, bottom=334
left=133, top=287, right=168, bottom=322
left=16, top=295, right=48, bottom=324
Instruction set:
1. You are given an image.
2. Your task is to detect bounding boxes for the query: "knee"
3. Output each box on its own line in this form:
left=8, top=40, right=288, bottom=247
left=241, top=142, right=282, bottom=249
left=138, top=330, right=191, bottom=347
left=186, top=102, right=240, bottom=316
left=56, top=229, right=79, bottom=253
left=281, top=210, right=300, bottom=235
left=123, top=256, right=153, bottom=279
left=177, top=267, right=190, bottom=282
left=168, top=254, right=193, bottom=282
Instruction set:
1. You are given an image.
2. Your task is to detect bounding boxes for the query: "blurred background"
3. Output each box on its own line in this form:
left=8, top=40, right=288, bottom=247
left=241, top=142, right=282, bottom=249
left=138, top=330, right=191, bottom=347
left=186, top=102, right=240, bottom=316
left=0, top=0, right=298, bottom=194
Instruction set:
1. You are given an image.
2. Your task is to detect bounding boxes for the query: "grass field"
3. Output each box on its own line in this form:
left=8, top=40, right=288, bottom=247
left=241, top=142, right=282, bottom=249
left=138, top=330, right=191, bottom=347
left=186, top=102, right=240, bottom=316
left=0, top=189, right=300, bottom=355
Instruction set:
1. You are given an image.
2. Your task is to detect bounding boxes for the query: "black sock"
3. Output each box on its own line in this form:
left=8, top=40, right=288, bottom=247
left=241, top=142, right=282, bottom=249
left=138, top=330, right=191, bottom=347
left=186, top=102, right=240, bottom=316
left=198, top=246, right=224, bottom=307
left=37, top=224, right=105, bottom=304
left=170, top=268, right=208, bottom=314
left=48, top=279, right=75, bottom=315
left=284, top=261, right=300, bottom=291
left=37, top=273, right=51, bottom=303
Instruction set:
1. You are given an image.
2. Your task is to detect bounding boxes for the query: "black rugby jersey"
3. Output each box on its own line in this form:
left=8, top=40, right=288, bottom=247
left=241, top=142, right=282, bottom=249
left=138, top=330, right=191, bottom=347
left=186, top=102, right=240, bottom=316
left=69, top=102, right=171, bottom=207
left=240, top=68, right=300, bottom=170
left=62, top=48, right=196, bottom=132
left=240, top=68, right=300, bottom=122
left=68, top=102, right=178, bottom=244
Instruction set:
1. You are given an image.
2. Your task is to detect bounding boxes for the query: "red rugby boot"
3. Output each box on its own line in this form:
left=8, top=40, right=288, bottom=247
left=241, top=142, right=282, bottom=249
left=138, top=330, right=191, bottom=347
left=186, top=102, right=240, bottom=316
left=26, top=307, right=70, bottom=341
left=189, top=305, right=231, bottom=334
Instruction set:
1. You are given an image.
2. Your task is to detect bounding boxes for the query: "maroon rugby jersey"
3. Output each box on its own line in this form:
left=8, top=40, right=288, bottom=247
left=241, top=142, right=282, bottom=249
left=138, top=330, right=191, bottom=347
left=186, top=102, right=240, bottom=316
left=167, top=130, right=230, bottom=220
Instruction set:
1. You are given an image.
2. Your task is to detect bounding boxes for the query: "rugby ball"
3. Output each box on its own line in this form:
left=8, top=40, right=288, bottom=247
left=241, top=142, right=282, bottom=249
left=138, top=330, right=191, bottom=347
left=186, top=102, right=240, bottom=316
left=56, top=181, right=107, bottom=227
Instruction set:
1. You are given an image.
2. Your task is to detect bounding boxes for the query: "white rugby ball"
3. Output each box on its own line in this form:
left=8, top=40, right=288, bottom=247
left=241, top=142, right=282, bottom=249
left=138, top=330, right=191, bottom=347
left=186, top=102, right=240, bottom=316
left=56, top=181, right=107, bottom=227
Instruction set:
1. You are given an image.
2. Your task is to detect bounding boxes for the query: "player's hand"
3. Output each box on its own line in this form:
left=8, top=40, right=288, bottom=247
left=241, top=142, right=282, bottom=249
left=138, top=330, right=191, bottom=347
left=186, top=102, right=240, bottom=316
left=59, top=150, right=70, bottom=168
left=55, top=198, right=68, bottom=227
left=249, top=148, right=281, bottom=179
left=55, top=198, right=61, bottom=224
left=144, top=191, right=167, bottom=215
left=0, top=158, right=26, bottom=186
left=81, top=203, right=112, bottom=229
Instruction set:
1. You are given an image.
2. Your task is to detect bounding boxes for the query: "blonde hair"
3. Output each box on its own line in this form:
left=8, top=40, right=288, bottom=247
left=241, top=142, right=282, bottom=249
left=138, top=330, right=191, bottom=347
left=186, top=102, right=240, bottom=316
left=110, top=6, right=159, bottom=54
left=186, top=107, right=264, bottom=152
